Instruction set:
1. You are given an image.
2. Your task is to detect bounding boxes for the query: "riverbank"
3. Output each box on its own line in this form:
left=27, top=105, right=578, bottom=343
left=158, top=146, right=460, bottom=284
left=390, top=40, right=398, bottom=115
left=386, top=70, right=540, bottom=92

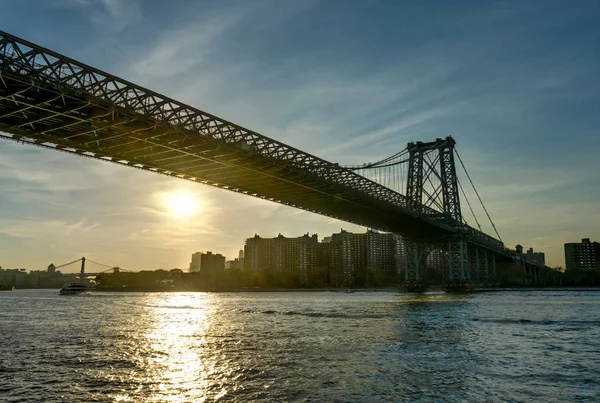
left=473, top=286, right=600, bottom=292
left=8, top=286, right=600, bottom=293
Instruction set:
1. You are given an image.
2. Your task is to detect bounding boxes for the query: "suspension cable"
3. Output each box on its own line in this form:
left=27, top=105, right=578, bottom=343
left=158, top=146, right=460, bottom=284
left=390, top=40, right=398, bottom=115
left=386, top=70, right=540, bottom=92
left=457, top=177, right=481, bottom=231
left=344, top=148, right=409, bottom=170
left=55, top=257, right=82, bottom=269
left=85, top=258, right=114, bottom=269
left=455, top=149, right=502, bottom=241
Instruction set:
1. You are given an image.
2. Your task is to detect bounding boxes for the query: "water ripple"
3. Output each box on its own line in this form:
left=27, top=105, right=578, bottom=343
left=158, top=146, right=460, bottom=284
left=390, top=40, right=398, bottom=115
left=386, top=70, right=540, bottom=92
left=0, top=290, right=599, bottom=402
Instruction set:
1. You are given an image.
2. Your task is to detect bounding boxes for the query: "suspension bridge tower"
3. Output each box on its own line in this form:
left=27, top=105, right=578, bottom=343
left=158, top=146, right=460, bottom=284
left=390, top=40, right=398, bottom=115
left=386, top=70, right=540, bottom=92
left=347, top=136, right=501, bottom=291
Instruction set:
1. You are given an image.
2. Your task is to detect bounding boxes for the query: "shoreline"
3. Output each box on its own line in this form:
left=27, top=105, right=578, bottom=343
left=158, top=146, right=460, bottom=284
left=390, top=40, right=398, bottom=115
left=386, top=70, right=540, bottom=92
left=8, top=286, right=600, bottom=293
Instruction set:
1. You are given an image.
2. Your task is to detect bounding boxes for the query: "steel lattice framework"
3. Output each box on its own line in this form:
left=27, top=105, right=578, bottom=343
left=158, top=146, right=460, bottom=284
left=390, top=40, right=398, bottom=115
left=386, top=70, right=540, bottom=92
left=0, top=30, right=504, bottom=255
left=406, top=137, right=462, bottom=225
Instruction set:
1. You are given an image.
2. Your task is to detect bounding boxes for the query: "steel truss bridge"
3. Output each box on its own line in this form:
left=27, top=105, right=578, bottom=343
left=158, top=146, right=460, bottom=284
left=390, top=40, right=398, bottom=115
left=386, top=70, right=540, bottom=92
left=0, top=30, right=549, bottom=287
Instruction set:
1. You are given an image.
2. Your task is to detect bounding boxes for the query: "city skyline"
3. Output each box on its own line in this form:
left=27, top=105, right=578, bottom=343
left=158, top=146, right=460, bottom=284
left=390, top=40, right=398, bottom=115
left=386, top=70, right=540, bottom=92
left=1, top=1, right=600, bottom=270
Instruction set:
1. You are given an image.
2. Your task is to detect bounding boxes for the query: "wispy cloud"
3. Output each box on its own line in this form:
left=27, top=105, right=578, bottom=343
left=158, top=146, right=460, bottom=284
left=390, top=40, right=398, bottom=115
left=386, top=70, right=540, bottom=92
left=1, top=0, right=599, bottom=269
left=54, top=0, right=142, bottom=31
left=130, top=11, right=245, bottom=80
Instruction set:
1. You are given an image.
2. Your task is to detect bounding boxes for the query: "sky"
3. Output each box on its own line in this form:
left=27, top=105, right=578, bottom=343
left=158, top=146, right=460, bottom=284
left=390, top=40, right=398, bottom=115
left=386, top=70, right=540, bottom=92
left=0, top=0, right=599, bottom=271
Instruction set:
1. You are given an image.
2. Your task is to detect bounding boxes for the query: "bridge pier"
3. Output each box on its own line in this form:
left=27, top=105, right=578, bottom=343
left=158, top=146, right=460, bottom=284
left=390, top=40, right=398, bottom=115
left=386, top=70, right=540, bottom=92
left=404, top=241, right=428, bottom=292
left=445, top=238, right=472, bottom=291
left=468, top=245, right=479, bottom=284
left=491, top=253, right=497, bottom=285
left=403, top=236, right=499, bottom=291
left=486, top=250, right=495, bottom=285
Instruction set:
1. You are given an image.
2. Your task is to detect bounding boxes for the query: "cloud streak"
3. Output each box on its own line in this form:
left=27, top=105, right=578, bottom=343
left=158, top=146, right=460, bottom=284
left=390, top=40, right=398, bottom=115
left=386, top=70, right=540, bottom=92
left=0, top=0, right=599, bottom=269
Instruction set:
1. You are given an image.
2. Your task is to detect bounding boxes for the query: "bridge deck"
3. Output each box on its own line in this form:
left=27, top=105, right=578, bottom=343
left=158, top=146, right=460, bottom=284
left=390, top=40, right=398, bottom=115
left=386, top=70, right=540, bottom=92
left=0, top=30, right=503, bottom=251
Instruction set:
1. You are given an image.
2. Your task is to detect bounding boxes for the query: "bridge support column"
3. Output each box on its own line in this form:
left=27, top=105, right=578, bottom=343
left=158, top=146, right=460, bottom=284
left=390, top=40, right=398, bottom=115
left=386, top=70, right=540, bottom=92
left=491, top=254, right=497, bottom=284
left=468, top=246, right=479, bottom=284
left=80, top=256, right=86, bottom=282
left=481, top=250, right=489, bottom=283
left=446, top=238, right=469, bottom=291
left=404, top=241, right=427, bottom=292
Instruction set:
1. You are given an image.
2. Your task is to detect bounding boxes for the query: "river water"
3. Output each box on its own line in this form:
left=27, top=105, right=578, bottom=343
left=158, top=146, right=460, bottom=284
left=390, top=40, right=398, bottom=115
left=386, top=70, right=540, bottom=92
left=0, top=290, right=599, bottom=402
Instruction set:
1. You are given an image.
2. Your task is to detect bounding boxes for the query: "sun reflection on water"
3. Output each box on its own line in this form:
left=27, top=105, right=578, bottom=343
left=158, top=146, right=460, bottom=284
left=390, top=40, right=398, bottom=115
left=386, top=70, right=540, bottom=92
left=115, top=293, right=227, bottom=402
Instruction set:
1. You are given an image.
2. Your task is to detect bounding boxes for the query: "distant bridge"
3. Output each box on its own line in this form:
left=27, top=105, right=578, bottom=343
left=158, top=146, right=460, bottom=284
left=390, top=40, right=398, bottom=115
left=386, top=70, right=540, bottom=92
left=0, top=30, right=552, bottom=287
left=52, top=257, right=125, bottom=279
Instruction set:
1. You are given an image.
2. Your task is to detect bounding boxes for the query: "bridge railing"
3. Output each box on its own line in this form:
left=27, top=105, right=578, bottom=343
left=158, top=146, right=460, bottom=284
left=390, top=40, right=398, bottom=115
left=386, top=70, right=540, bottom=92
left=461, top=225, right=505, bottom=252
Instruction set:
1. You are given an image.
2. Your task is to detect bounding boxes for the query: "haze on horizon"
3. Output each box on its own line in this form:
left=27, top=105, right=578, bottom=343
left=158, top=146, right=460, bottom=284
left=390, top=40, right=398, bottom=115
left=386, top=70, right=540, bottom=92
left=1, top=0, right=599, bottom=272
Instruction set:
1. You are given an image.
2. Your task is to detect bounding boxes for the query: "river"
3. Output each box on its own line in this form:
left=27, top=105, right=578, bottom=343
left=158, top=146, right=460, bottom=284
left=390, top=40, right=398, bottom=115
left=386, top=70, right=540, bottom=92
left=0, top=290, right=599, bottom=402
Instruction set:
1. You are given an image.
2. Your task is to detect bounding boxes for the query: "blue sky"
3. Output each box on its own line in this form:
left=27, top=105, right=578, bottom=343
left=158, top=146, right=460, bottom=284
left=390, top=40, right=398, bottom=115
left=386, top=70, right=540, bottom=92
left=1, top=0, right=599, bottom=271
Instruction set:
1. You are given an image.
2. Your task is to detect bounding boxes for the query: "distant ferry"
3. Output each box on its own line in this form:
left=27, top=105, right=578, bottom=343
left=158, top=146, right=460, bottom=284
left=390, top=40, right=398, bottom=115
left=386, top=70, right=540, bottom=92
left=0, top=284, right=14, bottom=291
left=59, top=282, right=87, bottom=295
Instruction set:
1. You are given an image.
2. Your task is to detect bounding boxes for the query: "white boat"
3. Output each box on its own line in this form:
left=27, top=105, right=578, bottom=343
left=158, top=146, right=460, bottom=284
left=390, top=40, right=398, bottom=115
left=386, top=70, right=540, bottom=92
left=59, top=282, right=87, bottom=295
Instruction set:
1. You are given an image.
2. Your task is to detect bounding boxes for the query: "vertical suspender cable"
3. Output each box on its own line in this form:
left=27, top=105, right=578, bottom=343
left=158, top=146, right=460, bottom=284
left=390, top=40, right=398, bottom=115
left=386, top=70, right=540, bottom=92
left=457, top=178, right=481, bottom=230
left=455, top=149, right=502, bottom=242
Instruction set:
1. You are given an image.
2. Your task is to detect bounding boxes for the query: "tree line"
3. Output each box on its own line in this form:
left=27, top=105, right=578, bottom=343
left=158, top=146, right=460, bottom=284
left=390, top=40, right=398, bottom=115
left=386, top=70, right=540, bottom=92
left=95, top=267, right=401, bottom=291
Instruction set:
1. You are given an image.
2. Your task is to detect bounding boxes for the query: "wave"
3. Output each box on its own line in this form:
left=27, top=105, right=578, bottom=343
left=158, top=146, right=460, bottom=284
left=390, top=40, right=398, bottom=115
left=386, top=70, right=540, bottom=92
left=236, top=308, right=386, bottom=320
left=473, top=318, right=599, bottom=326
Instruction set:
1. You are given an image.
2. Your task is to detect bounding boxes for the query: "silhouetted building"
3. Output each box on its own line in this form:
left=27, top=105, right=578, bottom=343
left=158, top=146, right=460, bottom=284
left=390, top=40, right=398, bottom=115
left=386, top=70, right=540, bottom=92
left=394, top=234, right=405, bottom=274
left=226, top=258, right=243, bottom=270
left=244, top=233, right=319, bottom=285
left=190, top=251, right=225, bottom=273
left=47, top=264, right=56, bottom=273
left=238, top=249, right=245, bottom=269
left=190, top=252, right=202, bottom=273
left=425, top=247, right=446, bottom=280
left=329, top=230, right=361, bottom=287
left=200, top=252, right=225, bottom=273
left=329, top=229, right=402, bottom=287
left=0, top=269, right=26, bottom=288
left=330, top=230, right=366, bottom=287
left=243, top=230, right=403, bottom=287
left=565, top=238, right=600, bottom=271
left=526, top=248, right=546, bottom=266
left=366, top=230, right=399, bottom=279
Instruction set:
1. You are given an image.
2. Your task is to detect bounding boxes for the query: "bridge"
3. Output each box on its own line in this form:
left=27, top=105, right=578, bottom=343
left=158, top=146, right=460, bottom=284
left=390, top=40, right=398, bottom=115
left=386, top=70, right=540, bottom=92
left=0, top=30, right=553, bottom=289
left=52, top=257, right=125, bottom=279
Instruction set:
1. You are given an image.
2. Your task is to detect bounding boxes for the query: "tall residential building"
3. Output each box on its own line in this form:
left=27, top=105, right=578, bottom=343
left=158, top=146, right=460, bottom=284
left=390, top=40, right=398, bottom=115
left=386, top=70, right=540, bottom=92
left=238, top=249, right=245, bottom=269
left=330, top=230, right=367, bottom=287
left=189, top=251, right=225, bottom=273
left=393, top=234, right=404, bottom=275
left=526, top=248, right=546, bottom=266
left=330, top=229, right=403, bottom=287
left=366, top=230, right=398, bottom=278
left=190, top=252, right=202, bottom=272
left=226, top=258, right=243, bottom=270
left=200, top=252, right=226, bottom=273
left=565, top=238, right=600, bottom=271
left=425, top=248, right=445, bottom=272
left=243, top=230, right=403, bottom=287
left=244, top=233, right=319, bottom=285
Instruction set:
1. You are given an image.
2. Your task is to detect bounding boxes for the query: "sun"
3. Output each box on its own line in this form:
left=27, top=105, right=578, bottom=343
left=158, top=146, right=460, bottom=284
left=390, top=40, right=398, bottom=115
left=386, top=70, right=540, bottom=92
left=166, top=192, right=200, bottom=218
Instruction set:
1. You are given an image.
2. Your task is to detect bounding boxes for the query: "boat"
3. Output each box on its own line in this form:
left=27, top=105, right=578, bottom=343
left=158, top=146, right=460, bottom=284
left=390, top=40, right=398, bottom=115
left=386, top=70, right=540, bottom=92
left=59, top=282, right=87, bottom=295
left=0, top=284, right=14, bottom=291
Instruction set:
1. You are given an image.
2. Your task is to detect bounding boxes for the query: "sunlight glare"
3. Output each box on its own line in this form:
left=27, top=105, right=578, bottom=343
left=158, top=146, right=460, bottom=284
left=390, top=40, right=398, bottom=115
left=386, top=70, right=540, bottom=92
left=166, top=192, right=201, bottom=218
